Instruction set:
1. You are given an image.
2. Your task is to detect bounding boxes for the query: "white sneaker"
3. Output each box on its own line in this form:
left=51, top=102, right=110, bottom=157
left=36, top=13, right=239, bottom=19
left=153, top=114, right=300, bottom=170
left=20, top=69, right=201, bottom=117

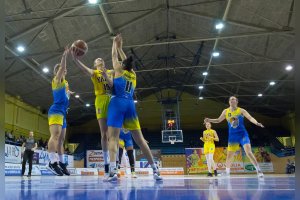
left=131, top=172, right=138, bottom=178
left=102, top=173, right=110, bottom=182
left=107, top=173, right=118, bottom=182
left=153, top=171, right=163, bottom=181
left=257, top=171, right=264, bottom=178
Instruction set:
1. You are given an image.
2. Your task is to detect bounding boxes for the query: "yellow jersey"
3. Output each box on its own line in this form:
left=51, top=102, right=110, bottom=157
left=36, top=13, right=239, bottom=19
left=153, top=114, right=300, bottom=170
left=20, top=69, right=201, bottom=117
left=91, top=70, right=113, bottom=96
left=203, top=129, right=215, bottom=144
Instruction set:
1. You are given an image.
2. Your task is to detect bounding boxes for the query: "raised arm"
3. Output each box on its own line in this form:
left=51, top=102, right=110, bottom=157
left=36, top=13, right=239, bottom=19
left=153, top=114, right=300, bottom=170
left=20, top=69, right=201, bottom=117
left=204, top=109, right=226, bottom=124
left=56, top=48, right=69, bottom=82
left=117, top=34, right=127, bottom=61
left=241, top=108, right=264, bottom=128
left=112, top=36, right=122, bottom=73
left=72, top=55, right=94, bottom=76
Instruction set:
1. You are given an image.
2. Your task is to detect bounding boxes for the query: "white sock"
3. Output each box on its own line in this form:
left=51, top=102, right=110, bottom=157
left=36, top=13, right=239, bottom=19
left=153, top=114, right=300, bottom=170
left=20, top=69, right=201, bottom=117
left=255, top=164, right=261, bottom=172
left=208, top=154, right=216, bottom=171
left=226, top=167, right=230, bottom=174
left=103, top=151, right=110, bottom=165
left=49, top=152, right=57, bottom=164
left=58, top=154, right=64, bottom=163
left=110, top=162, right=117, bottom=172
left=206, top=155, right=212, bottom=173
left=151, top=163, right=158, bottom=171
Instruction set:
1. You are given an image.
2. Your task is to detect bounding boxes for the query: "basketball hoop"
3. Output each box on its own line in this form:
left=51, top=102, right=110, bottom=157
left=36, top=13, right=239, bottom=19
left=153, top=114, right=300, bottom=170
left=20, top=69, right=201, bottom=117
left=170, top=139, right=175, bottom=145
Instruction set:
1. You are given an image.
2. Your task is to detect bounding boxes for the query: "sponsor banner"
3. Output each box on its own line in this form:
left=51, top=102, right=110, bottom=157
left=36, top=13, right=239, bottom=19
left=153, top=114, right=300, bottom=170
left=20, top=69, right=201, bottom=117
left=86, top=150, right=104, bottom=168
left=135, top=149, right=161, bottom=161
left=5, top=144, right=21, bottom=164
left=67, top=168, right=76, bottom=175
left=185, top=148, right=207, bottom=174
left=244, top=162, right=274, bottom=172
left=243, top=147, right=273, bottom=172
left=36, top=150, right=49, bottom=165
left=159, top=168, right=184, bottom=175
left=185, top=148, right=244, bottom=174
left=67, top=155, right=74, bottom=168
left=135, top=161, right=162, bottom=168
left=76, top=168, right=98, bottom=176
left=32, top=152, right=39, bottom=164
left=38, top=165, right=54, bottom=176
left=5, top=163, right=22, bottom=176
left=135, top=168, right=152, bottom=175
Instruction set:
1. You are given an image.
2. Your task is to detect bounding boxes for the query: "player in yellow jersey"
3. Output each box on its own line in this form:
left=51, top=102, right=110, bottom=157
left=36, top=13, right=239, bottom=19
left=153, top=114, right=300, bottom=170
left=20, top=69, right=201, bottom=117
left=204, top=96, right=264, bottom=178
left=187, top=149, right=200, bottom=168
left=47, top=48, right=73, bottom=176
left=72, top=54, right=113, bottom=176
left=200, top=122, right=219, bottom=177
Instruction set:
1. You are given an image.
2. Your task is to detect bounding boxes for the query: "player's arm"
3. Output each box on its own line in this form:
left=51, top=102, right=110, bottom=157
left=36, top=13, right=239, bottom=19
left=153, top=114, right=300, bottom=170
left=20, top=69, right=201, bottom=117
left=21, top=142, right=25, bottom=152
left=72, top=56, right=94, bottom=76
left=213, top=131, right=219, bottom=142
left=55, top=47, right=69, bottom=83
left=204, top=109, right=226, bottom=124
left=102, top=69, right=114, bottom=88
left=200, top=132, right=205, bottom=142
left=241, top=108, right=264, bottom=128
left=32, top=142, right=38, bottom=151
left=112, top=35, right=123, bottom=73
left=116, top=34, right=127, bottom=61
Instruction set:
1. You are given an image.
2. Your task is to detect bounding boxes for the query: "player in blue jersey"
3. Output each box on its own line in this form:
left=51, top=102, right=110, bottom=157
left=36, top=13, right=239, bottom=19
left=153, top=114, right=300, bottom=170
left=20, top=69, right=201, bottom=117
left=106, top=34, right=162, bottom=181
left=118, top=128, right=137, bottom=178
left=204, top=96, right=264, bottom=178
left=47, top=48, right=73, bottom=176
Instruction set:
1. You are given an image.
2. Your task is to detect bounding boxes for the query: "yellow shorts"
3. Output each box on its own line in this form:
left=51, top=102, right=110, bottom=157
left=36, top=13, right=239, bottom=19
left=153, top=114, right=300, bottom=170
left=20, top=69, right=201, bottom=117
left=119, top=139, right=125, bottom=149
left=95, top=95, right=110, bottom=119
left=228, top=143, right=240, bottom=152
left=48, top=114, right=66, bottom=128
left=204, top=143, right=215, bottom=155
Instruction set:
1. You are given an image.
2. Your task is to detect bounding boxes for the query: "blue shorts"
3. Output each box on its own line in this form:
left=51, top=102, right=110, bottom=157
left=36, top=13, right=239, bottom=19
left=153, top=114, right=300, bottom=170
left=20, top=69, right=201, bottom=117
left=119, top=131, right=133, bottom=148
left=48, top=105, right=67, bottom=129
left=107, top=97, right=140, bottom=130
left=228, top=130, right=250, bottom=151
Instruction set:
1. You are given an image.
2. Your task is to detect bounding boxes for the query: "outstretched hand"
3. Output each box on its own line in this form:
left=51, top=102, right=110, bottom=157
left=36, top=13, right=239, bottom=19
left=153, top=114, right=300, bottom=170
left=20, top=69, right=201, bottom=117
left=257, top=122, right=264, bottom=128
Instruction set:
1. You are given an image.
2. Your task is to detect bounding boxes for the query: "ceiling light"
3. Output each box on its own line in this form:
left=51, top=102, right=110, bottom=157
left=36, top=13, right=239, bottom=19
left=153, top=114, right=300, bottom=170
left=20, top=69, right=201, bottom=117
left=212, top=52, right=220, bottom=57
left=198, top=85, right=204, bottom=89
left=258, top=93, right=263, bottom=97
left=134, top=100, right=138, bottom=103
left=215, top=22, right=224, bottom=30
left=88, top=0, right=98, bottom=4
left=199, top=97, right=204, bottom=100
left=285, top=65, right=293, bottom=71
left=269, top=81, right=276, bottom=86
left=42, top=67, right=49, bottom=73
left=202, top=72, right=208, bottom=76
left=86, top=103, right=90, bottom=107
left=16, top=45, right=25, bottom=52
left=75, top=95, right=80, bottom=98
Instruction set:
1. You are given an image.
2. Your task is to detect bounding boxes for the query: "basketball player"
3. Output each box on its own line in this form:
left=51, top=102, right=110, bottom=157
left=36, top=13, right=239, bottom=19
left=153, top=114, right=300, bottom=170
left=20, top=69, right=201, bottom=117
left=200, top=122, right=219, bottom=177
left=47, top=48, right=72, bottom=176
left=118, top=128, right=137, bottom=178
left=72, top=53, right=113, bottom=177
left=204, top=96, right=264, bottom=178
left=106, top=34, right=162, bottom=181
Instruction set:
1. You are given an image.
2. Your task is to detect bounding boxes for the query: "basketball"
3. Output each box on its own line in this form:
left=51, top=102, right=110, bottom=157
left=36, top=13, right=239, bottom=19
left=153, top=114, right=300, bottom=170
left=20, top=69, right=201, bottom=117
left=71, top=40, right=88, bottom=57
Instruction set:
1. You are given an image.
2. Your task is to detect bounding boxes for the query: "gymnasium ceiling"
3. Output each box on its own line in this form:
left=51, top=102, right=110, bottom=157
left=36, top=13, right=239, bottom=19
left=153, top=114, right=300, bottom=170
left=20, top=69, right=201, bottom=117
left=4, top=0, right=295, bottom=125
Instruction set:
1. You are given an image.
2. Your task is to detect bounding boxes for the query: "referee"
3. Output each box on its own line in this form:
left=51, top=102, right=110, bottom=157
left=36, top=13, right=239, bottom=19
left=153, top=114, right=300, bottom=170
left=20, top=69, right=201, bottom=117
left=21, top=131, right=37, bottom=177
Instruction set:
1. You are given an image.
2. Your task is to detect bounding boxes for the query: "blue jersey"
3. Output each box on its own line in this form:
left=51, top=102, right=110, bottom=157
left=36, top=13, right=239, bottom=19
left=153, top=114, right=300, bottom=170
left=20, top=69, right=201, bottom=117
left=225, top=107, right=247, bottom=134
left=120, top=129, right=132, bottom=141
left=51, top=77, right=69, bottom=111
left=112, top=70, right=136, bottom=99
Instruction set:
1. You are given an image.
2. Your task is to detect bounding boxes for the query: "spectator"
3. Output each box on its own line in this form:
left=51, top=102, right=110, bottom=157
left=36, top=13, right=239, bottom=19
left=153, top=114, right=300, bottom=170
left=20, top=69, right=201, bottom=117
left=286, top=159, right=295, bottom=174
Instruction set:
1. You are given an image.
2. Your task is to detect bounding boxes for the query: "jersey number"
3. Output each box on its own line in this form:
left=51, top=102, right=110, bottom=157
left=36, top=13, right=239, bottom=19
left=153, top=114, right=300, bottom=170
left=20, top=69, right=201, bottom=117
left=125, top=81, right=133, bottom=93
left=103, top=84, right=110, bottom=91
